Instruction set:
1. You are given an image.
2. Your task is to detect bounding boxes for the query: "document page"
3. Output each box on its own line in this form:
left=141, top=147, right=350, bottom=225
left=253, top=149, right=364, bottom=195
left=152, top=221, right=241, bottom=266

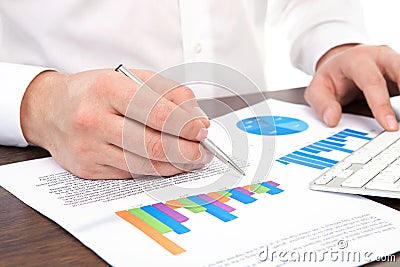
left=1, top=100, right=399, bottom=266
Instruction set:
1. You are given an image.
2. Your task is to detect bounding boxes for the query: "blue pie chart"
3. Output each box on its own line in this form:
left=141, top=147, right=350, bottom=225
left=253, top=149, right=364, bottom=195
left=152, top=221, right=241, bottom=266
left=236, top=116, right=309, bottom=136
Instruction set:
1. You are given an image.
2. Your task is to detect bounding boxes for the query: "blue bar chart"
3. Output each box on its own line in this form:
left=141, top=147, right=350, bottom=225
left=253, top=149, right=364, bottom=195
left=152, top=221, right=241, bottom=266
left=276, top=128, right=373, bottom=170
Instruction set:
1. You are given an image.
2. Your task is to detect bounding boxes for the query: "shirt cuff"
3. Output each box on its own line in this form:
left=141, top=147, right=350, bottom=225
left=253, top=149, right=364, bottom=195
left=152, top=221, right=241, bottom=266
left=291, top=20, right=369, bottom=75
left=0, top=63, right=51, bottom=147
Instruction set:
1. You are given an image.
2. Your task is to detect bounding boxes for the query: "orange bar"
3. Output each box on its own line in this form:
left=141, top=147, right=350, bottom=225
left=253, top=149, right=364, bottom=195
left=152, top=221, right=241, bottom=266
left=166, top=200, right=183, bottom=209
left=116, top=210, right=185, bottom=255
left=242, top=185, right=252, bottom=191
left=207, top=192, right=230, bottom=203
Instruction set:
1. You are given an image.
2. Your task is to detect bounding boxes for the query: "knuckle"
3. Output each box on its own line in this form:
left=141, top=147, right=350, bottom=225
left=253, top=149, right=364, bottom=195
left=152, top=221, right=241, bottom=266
left=150, top=101, right=171, bottom=128
left=188, top=146, right=202, bottom=162
left=366, top=74, right=385, bottom=87
left=373, top=45, right=393, bottom=62
left=200, top=117, right=211, bottom=128
left=146, top=135, right=166, bottom=160
left=178, top=141, right=203, bottom=162
left=91, top=72, right=113, bottom=92
left=71, top=106, right=100, bottom=132
left=377, top=44, right=391, bottom=53
left=178, top=86, right=196, bottom=99
left=347, top=45, right=364, bottom=57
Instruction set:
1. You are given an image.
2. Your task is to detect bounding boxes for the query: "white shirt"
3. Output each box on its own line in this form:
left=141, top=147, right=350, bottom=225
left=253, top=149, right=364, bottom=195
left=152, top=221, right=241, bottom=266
left=0, top=0, right=367, bottom=147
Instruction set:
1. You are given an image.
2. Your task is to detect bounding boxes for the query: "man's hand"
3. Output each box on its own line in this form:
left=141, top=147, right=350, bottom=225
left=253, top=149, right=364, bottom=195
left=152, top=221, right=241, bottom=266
left=20, top=69, right=212, bottom=179
left=305, top=44, right=400, bottom=131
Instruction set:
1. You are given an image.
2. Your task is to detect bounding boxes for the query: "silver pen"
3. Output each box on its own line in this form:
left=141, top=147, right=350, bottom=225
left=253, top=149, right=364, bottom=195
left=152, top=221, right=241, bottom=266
left=115, top=64, right=245, bottom=176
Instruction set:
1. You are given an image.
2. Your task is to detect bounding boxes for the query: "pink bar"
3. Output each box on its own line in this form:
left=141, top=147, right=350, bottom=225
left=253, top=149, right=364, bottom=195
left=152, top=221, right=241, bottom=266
left=152, top=203, right=188, bottom=222
left=234, top=187, right=254, bottom=196
left=197, top=194, right=235, bottom=212
left=266, top=181, right=280, bottom=187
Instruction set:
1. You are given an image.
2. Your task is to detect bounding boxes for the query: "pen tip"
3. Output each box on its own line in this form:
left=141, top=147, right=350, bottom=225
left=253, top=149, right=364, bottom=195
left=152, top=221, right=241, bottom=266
left=231, top=163, right=246, bottom=176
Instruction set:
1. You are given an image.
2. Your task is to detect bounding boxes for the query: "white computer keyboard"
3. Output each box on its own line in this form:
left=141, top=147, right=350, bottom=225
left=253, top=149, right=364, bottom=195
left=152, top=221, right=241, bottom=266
left=310, top=130, right=400, bottom=198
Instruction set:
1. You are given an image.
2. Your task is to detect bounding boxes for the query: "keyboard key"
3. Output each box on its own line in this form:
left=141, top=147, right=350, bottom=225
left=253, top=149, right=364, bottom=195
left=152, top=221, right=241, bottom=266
left=363, top=131, right=400, bottom=150
left=336, top=169, right=354, bottom=179
left=314, top=174, right=334, bottom=185
left=341, top=167, right=380, bottom=188
left=332, top=160, right=352, bottom=170
left=349, top=155, right=372, bottom=164
left=365, top=181, right=400, bottom=192
left=370, top=172, right=399, bottom=183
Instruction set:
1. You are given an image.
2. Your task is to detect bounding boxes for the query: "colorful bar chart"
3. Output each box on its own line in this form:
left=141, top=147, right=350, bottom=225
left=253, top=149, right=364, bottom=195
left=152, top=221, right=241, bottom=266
left=276, top=128, right=373, bottom=170
left=116, top=181, right=284, bottom=255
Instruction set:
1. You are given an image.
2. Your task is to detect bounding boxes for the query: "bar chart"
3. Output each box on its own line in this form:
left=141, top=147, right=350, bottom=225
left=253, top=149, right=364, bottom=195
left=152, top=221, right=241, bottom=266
left=116, top=181, right=284, bottom=255
left=276, top=128, right=373, bottom=170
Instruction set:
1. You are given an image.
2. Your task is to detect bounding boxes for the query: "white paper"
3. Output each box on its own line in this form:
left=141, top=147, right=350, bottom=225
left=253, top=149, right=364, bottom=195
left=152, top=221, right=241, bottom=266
left=1, top=99, right=399, bottom=267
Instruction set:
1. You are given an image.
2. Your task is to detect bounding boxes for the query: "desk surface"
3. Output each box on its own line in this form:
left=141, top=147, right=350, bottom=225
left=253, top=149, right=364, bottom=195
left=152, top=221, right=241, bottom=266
left=1, top=87, right=399, bottom=266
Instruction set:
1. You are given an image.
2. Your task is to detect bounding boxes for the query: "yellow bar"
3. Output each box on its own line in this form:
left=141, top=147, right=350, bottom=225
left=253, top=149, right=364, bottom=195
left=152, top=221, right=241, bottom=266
left=116, top=210, right=186, bottom=255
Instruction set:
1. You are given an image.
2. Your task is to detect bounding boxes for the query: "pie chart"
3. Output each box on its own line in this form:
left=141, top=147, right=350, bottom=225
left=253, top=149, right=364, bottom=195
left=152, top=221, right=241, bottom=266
left=236, top=116, right=309, bottom=136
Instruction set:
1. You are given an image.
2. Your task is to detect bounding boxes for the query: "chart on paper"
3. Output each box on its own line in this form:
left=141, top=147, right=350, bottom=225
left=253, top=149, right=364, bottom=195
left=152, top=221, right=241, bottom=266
left=115, top=181, right=284, bottom=255
left=276, top=128, right=373, bottom=170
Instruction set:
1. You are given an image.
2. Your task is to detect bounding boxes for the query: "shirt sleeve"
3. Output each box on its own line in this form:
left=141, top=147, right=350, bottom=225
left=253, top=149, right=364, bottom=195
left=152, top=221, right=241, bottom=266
left=267, top=0, right=368, bottom=75
left=0, top=62, right=50, bottom=146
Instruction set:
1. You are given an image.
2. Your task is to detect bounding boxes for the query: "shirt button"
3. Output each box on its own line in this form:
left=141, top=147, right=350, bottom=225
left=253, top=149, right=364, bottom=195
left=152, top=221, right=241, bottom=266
left=194, top=43, right=202, bottom=54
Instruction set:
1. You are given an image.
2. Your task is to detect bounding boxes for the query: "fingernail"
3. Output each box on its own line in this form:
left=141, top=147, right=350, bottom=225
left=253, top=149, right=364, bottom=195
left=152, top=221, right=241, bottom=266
left=192, top=107, right=208, bottom=119
left=386, top=114, right=399, bottom=131
left=195, top=128, right=208, bottom=141
left=323, top=107, right=334, bottom=127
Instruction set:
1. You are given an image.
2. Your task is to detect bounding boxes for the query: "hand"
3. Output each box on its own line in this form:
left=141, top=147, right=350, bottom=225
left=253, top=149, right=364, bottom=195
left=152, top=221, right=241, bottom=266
left=20, top=69, right=212, bottom=179
left=305, top=44, right=400, bottom=131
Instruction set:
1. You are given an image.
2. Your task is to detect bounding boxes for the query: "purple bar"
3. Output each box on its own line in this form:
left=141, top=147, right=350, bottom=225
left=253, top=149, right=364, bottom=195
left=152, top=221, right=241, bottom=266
left=152, top=203, right=188, bottom=223
left=266, top=181, right=279, bottom=187
left=197, top=194, right=236, bottom=212
left=234, top=187, right=254, bottom=196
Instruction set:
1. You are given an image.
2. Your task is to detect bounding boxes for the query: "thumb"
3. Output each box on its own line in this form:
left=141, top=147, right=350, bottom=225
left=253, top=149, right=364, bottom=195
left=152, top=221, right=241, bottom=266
left=304, top=77, right=342, bottom=127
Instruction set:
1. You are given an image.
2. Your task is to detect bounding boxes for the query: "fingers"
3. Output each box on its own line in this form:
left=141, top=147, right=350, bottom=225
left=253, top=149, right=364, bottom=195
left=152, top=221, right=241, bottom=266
left=105, top=114, right=212, bottom=164
left=124, top=151, right=207, bottom=177
left=98, top=142, right=208, bottom=178
left=66, top=138, right=208, bottom=179
left=145, top=73, right=209, bottom=121
left=310, top=45, right=400, bottom=131
left=375, top=46, right=400, bottom=86
left=342, top=46, right=399, bottom=131
left=305, top=76, right=343, bottom=127
left=110, top=70, right=209, bottom=141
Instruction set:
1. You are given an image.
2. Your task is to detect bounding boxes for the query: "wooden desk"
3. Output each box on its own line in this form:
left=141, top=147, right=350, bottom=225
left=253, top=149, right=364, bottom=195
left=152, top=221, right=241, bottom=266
left=1, top=88, right=399, bottom=266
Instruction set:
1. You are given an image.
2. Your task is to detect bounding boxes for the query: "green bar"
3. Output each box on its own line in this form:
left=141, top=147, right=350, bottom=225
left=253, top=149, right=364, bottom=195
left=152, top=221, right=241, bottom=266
left=177, top=198, right=206, bottom=213
left=128, top=208, right=172, bottom=234
left=218, top=190, right=232, bottom=197
left=251, top=184, right=270, bottom=194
